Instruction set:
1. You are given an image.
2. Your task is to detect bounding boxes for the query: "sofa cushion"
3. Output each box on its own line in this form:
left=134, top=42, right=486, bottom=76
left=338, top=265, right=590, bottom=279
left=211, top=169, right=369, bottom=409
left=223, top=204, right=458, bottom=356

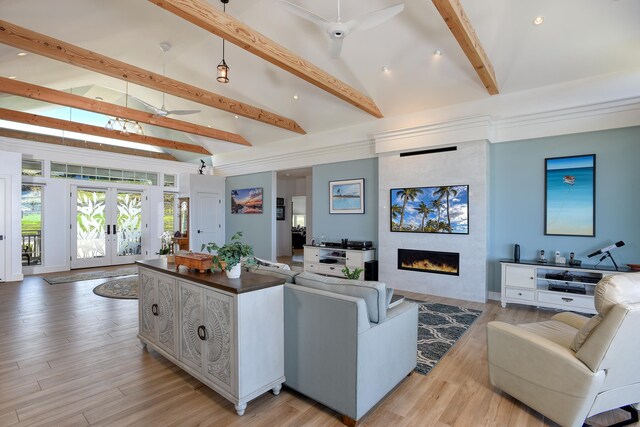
left=253, top=256, right=291, bottom=270
left=293, top=272, right=388, bottom=323
left=246, top=264, right=299, bottom=283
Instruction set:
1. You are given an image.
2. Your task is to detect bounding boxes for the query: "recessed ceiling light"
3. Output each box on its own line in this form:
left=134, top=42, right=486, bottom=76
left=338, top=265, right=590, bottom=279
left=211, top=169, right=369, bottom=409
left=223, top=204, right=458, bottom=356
left=381, top=66, right=391, bottom=73
left=8, top=76, right=17, bottom=80
left=433, top=49, right=443, bottom=56
left=234, top=115, right=239, bottom=119
left=533, top=16, right=544, bottom=25
left=293, top=94, right=299, bottom=100
left=207, top=125, right=212, bottom=128
left=17, top=52, right=27, bottom=57
left=95, top=96, right=103, bottom=101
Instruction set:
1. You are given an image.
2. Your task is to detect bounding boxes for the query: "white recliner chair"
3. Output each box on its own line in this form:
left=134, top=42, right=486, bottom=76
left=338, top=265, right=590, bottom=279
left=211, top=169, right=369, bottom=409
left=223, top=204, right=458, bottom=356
left=487, top=272, right=640, bottom=427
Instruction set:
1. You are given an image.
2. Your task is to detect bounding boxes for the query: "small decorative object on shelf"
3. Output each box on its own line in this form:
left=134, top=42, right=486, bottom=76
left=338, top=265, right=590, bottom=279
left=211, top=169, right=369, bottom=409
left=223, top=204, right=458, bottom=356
left=202, top=231, right=256, bottom=278
left=174, top=252, right=213, bottom=273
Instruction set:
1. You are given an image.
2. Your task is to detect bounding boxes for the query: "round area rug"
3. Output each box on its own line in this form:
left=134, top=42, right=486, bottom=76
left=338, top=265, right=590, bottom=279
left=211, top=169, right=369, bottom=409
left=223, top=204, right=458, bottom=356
left=93, top=275, right=138, bottom=299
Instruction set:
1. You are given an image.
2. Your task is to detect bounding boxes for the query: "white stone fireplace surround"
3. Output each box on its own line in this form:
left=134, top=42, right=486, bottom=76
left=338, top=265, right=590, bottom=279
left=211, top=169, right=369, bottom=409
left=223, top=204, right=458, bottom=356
left=377, top=140, right=488, bottom=303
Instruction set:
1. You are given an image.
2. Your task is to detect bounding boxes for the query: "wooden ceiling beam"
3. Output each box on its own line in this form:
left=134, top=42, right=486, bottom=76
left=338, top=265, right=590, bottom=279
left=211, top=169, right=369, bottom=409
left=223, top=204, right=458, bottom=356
left=0, top=19, right=305, bottom=134
left=148, top=0, right=384, bottom=118
left=0, top=108, right=211, bottom=155
left=0, top=128, right=178, bottom=161
left=0, top=77, right=250, bottom=146
left=432, top=0, right=499, bottom=95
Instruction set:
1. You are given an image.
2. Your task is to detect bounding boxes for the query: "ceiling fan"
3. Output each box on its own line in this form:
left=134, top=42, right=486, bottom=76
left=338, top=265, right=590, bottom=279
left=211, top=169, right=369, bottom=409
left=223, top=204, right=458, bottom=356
left=134, top=42, right=201, bottom=118
left=279, top=0, right=405, bottom=58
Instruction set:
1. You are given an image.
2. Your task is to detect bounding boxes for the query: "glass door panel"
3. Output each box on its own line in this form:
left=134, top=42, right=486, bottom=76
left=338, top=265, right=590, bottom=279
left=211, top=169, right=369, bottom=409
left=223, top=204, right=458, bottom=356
left=75, top=189, right=107, bottom=267
left=115, top=191, right=143, bottom=263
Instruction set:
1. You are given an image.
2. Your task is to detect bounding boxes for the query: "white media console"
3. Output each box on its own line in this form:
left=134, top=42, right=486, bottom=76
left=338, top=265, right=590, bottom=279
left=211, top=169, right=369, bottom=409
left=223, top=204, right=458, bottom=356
left=500, top=260, right=633, bottom=314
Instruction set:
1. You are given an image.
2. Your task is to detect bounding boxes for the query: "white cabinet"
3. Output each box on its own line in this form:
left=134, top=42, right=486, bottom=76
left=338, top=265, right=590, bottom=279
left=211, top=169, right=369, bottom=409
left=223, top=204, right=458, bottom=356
left=139, top=269, right=179, bottom=359
left=179, top=281, right=234, bottom=394
left=501, top=261, right=626, bottom=314
left=138, top=261, right=284, bottom=417
left=303, top=246, right=375, bottom=279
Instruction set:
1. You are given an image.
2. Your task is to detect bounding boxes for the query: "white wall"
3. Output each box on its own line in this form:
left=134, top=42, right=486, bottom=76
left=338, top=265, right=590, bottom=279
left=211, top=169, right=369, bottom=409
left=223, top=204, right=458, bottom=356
left=0, top=137, right=196, bottom=275
left=378, top=140, right=489, bottom=303
left=0, top=150, right=22, bottom=282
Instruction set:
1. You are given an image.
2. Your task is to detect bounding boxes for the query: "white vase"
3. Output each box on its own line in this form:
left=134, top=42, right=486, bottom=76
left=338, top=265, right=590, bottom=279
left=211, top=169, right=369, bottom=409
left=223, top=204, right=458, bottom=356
left=225, top=263, right=241, bottom=279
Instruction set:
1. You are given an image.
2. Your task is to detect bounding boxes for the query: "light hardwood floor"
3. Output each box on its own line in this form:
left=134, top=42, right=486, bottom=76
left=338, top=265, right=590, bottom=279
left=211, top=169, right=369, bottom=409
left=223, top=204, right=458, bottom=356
left=0, top=267, right=635, bottom=426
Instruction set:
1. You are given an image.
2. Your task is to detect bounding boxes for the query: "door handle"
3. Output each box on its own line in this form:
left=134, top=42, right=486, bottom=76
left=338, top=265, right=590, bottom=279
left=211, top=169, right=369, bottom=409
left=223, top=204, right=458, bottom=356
left=151, top=304, right=158, bottom=316
left=197, top=325, right=206, bottom=340
left=0, top=235, right=3, bottom=240
left=106, top=225, right=111, bottom=235
left=113, top=224, right=117, bottom=234
left=197, top=230, right=201, bottom=234
left=562, top=297, right=574, bottom=302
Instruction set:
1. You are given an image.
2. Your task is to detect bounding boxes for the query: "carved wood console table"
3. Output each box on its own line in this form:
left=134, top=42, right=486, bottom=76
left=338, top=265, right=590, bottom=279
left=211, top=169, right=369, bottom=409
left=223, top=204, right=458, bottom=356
left=136, top=259, right=285, bottom=416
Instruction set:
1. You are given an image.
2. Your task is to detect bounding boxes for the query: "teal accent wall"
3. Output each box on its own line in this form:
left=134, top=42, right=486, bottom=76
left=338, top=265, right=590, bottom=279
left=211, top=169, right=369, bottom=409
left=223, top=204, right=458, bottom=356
left=489, top=126, right=640, bottom=292
left=225, top=171, right=274, bottom=259
left=312, top=158, right=379, bottom=247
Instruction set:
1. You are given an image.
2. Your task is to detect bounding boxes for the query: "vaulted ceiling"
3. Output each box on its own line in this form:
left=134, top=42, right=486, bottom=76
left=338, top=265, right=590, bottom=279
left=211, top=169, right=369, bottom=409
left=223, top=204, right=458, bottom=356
left=1, top=0, right=639, bottom=162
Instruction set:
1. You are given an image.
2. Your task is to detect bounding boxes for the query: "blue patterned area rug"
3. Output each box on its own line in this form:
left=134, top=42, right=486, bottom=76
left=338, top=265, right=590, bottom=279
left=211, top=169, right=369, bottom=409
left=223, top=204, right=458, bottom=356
left=407, top=299, right=482, bottom=375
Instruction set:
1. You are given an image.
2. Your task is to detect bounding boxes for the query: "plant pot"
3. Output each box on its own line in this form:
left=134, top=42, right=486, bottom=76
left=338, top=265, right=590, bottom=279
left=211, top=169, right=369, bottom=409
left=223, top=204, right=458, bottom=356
left=225, top=263, right=241, bottom=279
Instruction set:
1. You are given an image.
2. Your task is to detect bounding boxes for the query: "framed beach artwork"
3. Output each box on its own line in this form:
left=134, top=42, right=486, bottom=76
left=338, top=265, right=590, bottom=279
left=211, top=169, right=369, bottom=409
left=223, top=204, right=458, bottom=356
left=545, top=154, right=595, bottom=236
left=390, top=185, right=469, bottom=234
left=276, top=206, right=285, bottom=221
left=329, top=178, right=364, bottom=214
left=231, top=187, right=263, bottom=214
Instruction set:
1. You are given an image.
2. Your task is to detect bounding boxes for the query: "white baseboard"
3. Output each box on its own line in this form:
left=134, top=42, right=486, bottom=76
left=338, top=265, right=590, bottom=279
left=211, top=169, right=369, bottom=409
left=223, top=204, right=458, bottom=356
left=488, top=291, right=501, bottom=301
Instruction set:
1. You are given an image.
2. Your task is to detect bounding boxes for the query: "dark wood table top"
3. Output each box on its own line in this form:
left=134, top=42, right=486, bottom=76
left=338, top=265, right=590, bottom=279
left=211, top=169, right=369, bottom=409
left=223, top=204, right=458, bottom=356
left=136, top=259, right=284, bottom=294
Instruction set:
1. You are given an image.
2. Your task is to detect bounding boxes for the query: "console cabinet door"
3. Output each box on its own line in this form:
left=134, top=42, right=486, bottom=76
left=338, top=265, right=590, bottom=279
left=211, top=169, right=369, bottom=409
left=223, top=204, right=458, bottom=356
left=139, top=270, right=157, bottom=343
left=180, top=281, right=204, bottom=372
left=504, top=265, right=536, bottom=289
left=157, top=275, right=178, bottom=357
left=203, top=290, right=234, bottom=393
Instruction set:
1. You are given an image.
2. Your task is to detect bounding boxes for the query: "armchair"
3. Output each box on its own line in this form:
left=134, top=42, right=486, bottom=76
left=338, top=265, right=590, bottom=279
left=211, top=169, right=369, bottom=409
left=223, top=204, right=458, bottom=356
left=487, top=273, right=640, bottom=427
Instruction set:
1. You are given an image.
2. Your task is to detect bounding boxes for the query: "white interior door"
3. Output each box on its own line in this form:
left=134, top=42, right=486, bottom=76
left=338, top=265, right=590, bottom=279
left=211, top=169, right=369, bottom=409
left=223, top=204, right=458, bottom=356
left=192, top=191, right=222, bottom=252
left=71, top=187, right=146, bottom=269
left=0, top=177, right=5, bottom=282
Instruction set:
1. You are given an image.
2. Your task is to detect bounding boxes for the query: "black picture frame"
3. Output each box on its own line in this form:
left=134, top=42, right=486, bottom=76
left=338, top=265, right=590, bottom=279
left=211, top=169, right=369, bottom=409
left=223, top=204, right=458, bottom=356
left=276, top=206, right=285, bottom=221
left=544, top=154, right=596, bottom=237
left=390, top=185, right=469, bottom=234
left=276, top=197, right=285, bottom=206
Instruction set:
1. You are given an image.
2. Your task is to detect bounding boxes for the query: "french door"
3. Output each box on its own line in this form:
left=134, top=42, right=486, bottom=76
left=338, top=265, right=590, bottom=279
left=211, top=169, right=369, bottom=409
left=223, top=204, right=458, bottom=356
left=71, top=186, right=146, bottom=269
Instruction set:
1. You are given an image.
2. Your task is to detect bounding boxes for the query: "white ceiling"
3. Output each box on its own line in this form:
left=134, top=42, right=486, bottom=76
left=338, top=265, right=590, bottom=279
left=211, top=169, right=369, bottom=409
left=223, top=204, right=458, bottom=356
left=1, top=0, right=639, bottom=162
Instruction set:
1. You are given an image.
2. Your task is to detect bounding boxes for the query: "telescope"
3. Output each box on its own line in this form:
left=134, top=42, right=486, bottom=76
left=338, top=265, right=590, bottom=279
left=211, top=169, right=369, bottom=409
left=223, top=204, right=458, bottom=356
left=588, top=241, right=625, bottom=270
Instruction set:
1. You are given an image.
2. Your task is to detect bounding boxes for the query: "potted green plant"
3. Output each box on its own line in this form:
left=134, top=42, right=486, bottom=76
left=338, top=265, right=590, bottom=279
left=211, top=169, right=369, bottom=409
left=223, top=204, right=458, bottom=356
left=202, top=231, right=255, bottom=278
left=342, top=266, right=364, bottom=280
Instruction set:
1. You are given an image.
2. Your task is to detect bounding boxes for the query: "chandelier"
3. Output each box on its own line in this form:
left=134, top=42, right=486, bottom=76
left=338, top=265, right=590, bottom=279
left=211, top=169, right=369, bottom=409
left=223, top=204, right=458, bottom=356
left=104, top=81, right=144, bottom=135
left=105, top=117, right=144, bottom=135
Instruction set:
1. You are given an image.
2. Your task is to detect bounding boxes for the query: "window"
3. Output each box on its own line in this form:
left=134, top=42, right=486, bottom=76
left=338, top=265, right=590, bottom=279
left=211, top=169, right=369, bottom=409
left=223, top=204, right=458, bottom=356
left=22, top=159, right=43, bottom=177
left=21, top=185, right=44, bottom=266
left=163, top=193, right=177, bottom=233
left=164, top=174, right=176, bottom=187
left=292, top=214, right=306, bottom=227
left=50, top=162, right=158, bottom=186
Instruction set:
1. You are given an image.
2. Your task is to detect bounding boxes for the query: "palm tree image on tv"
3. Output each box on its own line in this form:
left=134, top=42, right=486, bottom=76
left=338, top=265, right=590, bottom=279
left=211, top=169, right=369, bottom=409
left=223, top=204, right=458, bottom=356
left=390, top=185, right=469, bottom=234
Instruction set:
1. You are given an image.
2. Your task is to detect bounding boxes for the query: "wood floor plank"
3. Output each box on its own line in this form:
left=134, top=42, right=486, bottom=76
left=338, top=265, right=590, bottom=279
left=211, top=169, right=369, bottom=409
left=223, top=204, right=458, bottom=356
left=0, top=270, right=634, bottom=426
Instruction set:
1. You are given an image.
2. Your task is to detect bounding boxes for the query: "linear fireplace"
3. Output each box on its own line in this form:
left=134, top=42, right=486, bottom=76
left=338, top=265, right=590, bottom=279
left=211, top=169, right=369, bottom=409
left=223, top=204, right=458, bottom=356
left=397, top=249, right=460, bottom=276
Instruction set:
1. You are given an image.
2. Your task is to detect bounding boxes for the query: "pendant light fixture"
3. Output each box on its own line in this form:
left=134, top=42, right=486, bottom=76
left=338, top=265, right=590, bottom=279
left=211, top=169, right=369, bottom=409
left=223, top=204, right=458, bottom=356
left=217, top=0, right=230, bottom=83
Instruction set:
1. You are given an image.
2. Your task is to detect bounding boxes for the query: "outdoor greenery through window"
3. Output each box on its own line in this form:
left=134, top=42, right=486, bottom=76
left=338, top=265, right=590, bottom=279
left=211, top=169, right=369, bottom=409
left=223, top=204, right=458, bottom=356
left=164, top=193, right=177, bottom=233
left=164, top=174, right=176, bottom=187
left=22, top=159, right=43, bottom=177
left=51, top=162, right=158, bottom=185
left=21, top=185, right=43, bottom=266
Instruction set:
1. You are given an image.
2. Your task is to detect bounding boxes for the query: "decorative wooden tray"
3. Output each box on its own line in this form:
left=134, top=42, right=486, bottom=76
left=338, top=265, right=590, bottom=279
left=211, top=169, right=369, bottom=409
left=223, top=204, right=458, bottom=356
left=175, top=253, right=214, bottom=273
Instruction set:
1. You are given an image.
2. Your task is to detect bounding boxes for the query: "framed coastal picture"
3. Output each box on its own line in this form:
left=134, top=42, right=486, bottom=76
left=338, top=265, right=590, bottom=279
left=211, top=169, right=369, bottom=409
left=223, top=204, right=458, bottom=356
left=390, top=185, right=469, bottom=234
left=231, top=187, right=263, bottom=214
left=329, top=178, right=364, bottom=214
left=545, top=154, right=595, bottom=236
left=276, top=206, right=285, bottom=221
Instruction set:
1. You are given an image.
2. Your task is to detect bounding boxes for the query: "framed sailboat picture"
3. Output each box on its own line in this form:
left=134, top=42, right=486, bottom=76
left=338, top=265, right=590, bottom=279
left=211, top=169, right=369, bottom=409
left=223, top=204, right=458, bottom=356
left=545, top=154, right=595, bottom=236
